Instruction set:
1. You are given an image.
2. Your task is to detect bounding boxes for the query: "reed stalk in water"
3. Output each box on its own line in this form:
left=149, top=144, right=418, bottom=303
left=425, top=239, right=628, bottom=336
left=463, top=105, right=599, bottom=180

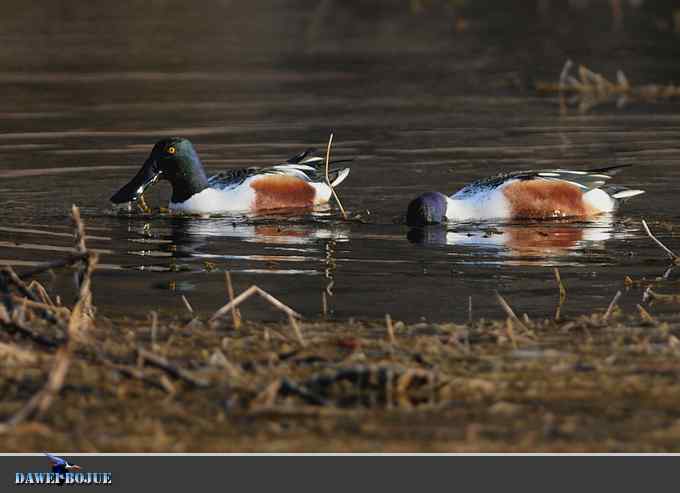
left=324, top=133, right=348, bottom=220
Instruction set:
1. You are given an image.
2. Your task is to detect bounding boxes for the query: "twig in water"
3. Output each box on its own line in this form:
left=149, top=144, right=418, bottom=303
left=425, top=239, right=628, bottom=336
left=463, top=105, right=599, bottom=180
left=181, top=295, right=194, bottom=315
left=71, top=205, right=97, bottom=322
left=72, top=205, right=87, bottom=254
left=468, top=296, right=472, bottom=325
left=386, top=313, right=396, bottom=345
left=641, top=219, right=680, bottom=264
left=210, top=285, right=302, bottom=322
left=324, top=133, right=348, bottom=220
left=604, top=290, right=622, bottom=321
left=494, top=291, right=529, bottom=333
left=224, top=272, right=241, bottom=329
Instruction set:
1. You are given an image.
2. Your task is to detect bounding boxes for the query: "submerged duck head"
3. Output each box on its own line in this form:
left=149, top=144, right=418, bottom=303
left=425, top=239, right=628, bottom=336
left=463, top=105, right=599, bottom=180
left=406, top=192, right=449, bottom=226
left=110, top=137, right=209, bottom=205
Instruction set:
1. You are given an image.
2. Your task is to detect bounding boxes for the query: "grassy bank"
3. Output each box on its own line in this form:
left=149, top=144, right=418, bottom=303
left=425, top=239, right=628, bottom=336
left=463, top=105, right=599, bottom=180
left=5, top=296, right=680, bottom=451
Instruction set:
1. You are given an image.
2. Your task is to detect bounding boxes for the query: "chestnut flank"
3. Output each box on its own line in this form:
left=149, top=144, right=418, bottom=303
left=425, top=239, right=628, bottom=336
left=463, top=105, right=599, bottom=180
left=503, top=180, right=595, bottom=219
left=250, top=175, right=316, bottom=210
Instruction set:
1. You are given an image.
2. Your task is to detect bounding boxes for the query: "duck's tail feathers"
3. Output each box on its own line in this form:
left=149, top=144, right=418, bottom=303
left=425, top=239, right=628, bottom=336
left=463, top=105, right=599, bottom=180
left=286, top=148, right=352, bottom=167
left=611, top=188, right=645, bottom=200
left=330, top=167, right=350, bottom=188
left=281, top=148, right=352, bottom=186
left=585, top=164, right=632, bottom=176
left=287, top=148, right=318, bottom=164
left=602, top=185, right=646, bottom=201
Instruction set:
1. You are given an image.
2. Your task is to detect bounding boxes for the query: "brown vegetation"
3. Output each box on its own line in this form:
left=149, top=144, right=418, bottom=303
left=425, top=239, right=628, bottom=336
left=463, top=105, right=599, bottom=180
left=537, top=60, right=680, bottom=113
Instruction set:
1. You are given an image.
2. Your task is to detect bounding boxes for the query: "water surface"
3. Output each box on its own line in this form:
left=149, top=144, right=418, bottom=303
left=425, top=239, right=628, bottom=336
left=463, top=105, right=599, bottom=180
left=1, top=1, right=680, bottom=322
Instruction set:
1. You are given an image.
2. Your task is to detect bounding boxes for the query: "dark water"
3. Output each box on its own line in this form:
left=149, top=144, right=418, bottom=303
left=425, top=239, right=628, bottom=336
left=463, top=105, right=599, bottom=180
left=2, top=1, right=680, bottom=322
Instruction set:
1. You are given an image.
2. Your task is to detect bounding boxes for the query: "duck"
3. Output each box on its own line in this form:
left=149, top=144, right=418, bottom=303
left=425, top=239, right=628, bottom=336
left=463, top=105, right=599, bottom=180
left=406, top=165, right=645, bottom=226
left=110, top=138, right=351, bottom=214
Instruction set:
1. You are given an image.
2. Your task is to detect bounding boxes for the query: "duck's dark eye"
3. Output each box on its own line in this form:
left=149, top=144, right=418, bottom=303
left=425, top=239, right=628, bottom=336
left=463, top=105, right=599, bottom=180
left=167, top=146, right=176, bottom=155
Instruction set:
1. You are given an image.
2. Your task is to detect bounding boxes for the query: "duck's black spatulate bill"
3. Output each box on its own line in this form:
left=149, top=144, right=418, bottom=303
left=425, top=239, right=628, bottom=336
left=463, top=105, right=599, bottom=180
left=110, top=158, right=161, bottom=204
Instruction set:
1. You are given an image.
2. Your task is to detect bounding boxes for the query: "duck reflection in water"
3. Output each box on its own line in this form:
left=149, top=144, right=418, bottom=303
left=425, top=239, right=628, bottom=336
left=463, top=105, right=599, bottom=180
left=407, top=216, right=616, bottom=258
left=127, top=213, right=349, bottom=273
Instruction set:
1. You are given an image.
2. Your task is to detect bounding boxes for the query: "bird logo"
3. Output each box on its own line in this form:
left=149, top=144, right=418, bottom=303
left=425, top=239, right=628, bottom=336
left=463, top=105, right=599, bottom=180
left=44, top=453, right=82, bottom=475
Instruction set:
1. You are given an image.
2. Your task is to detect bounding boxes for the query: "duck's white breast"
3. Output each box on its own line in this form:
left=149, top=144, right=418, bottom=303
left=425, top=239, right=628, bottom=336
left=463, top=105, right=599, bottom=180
left=446, top=187, right=511, bottom=221
left=169, top=185, right=255, bottom=214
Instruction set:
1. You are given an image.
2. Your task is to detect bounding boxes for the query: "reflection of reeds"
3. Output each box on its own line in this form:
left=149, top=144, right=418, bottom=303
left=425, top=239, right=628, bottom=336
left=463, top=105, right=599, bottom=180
left=538, top=60, right=680, bottom=113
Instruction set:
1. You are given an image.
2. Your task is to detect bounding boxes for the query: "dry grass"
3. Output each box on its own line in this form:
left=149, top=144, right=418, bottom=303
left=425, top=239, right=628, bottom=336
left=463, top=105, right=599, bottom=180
left=4, top=305, right=680, bottom=452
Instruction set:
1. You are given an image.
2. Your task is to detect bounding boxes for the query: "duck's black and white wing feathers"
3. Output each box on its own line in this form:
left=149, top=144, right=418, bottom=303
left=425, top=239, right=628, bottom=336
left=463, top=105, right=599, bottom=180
left=454, top=164, right=632, bottom=198
left=207, top=148, right=351, bottom=190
